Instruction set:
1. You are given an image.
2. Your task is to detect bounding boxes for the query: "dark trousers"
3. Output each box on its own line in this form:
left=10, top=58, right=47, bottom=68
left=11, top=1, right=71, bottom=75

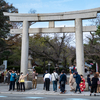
left=16, top=82, right=20, bottom=90
left=45, top=78, right=50, bottom=91
left=9, top=81, right=15, bottom=90
left=60, top=83, right=65, bottom=92
left=43, top=82, right=46, bottom=89
left=75, top=83, right=81, bottom=93
left=20, top=82, right=25, bottom=91
left=91, top=85, right=97, bottom=93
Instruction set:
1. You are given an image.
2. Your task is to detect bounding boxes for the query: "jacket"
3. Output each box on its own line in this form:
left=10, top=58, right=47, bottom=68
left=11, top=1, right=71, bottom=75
left=19, top=74, right=27, bottom=83
left=10, top=73, right=16, bottom=81
left=51, top=72, right=58, bottom=81
left=73, top=74, right=81, bottom=84
left=16, top=75, right=20, bottom=83
left=59, top=74, right=66, bottom=83
left=69, top=74, right=75, bottom=83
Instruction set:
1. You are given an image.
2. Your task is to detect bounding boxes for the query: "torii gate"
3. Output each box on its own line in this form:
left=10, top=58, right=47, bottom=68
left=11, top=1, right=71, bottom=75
left=3, top=7, right=100, bottom=76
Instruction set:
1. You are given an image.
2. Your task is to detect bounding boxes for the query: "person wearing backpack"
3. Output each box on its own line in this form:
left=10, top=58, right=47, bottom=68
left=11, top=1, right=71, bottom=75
left=51, top=70, right=58, bottom=92
left=73, top=72, right=81, bottom=93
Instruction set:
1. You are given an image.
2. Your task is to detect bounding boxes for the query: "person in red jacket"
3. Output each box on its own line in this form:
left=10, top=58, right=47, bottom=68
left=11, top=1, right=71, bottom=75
left=79, top=75, right=86, bottom=92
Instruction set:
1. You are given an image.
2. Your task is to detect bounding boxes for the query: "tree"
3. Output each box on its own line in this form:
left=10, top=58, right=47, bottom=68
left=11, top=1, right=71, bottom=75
left=0, top=0, right=18, bottom=64
left=29, top=33, right=75, bottom=68
left=0, top=0, right=18, bottom=51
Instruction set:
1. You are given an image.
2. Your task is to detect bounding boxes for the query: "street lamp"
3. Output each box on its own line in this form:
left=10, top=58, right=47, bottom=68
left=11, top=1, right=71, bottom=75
left=48, top=63, right=51, bottom=73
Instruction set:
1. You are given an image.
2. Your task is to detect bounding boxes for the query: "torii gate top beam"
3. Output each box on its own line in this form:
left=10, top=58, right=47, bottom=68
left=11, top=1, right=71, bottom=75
left=3, top=7, right=100, bottom=22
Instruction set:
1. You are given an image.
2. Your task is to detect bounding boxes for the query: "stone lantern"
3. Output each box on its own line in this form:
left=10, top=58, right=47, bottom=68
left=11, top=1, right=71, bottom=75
left=28, top=55, right=33, bottom=69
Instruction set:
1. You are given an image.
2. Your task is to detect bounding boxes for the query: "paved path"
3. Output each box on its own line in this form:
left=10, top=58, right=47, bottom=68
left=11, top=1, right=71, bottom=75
left=0, top=83, right=96, bottom=96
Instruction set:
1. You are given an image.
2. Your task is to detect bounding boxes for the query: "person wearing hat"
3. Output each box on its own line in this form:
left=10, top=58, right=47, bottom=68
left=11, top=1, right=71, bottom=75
left=73, top=72, right=81, bottom=93
left=19, top=72, right=28, bottom=92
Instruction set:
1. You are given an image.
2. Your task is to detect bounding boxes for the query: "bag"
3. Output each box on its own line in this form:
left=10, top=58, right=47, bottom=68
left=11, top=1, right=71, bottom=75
left=20, top=79, right=24, bottom=82
left=56, top=78, right=58, bottom=81
left=35, top=76, right=37, bottom=79
left=61, top=81, right=64, bottom=85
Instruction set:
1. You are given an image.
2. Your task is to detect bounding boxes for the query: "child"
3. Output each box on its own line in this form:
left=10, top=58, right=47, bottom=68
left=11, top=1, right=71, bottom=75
left=80, top=75, right=86, bottom=92
left=87, top=74, right=91, bottom=91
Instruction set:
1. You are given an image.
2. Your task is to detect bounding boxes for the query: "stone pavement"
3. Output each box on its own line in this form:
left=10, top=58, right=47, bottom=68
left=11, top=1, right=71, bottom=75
left=0, top=83, right=96, bottom=96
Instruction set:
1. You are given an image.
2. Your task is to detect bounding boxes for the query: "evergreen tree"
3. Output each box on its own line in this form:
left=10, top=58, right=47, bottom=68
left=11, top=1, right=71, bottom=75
left=0, top=0, right=18, bottom=48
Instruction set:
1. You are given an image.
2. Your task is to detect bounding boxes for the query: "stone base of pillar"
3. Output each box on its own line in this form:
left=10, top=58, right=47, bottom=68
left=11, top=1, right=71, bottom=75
left=25, top=81, right=32, bottom=89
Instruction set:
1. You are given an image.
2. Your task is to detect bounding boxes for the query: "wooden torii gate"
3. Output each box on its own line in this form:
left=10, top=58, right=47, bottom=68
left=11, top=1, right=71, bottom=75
left=3, top=7, right=100, bottom=76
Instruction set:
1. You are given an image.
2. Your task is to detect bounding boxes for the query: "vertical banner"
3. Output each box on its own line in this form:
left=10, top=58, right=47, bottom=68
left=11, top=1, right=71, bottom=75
left=96, top=63, right=98, bottom=72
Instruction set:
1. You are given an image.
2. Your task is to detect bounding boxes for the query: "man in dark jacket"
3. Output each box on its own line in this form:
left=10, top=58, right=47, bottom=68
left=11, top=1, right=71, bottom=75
left=73, top=72, right=81, bottom=93
left=59, top=70, right=67, bottom=94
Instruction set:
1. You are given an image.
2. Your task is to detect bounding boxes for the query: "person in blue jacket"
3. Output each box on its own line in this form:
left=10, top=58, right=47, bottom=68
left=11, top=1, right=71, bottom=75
left=73, top=72, right=81, bottom=93
left=59, top=70, right=67, bottom=94
left=9, top=70, right=16, bottom=91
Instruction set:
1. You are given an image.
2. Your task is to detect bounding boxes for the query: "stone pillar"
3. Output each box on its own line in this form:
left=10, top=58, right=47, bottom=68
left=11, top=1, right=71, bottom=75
left=75, top=18, right=84, bottom=75
left=21, top=20, right=29, bottom=75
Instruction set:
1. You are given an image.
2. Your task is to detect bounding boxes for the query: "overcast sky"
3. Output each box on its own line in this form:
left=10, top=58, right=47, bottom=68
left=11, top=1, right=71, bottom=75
left=5, top=0, right=100, bottom=46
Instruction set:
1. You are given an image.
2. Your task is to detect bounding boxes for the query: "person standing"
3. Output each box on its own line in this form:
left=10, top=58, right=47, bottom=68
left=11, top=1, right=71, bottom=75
left=90, top=73, right=99, bottom=96
left=87, top=74, right=91, bottom=91
left=9, top=70, right=16, bottom=91
left=79, top=75, right=86, bottom=92
left=32, top=69, right=38, bottom=89
left=51, top=70, right=58, bottom=92
left=97, top=72, right=100, bottom=93
left=19, top=72, right=28, bottom=92
left=69, top=65, right=74, bottom=74
left=73, top=72, right=81, bottom=93
left=7, top=71, right=10, bottom=85
left=59, top=70, right=67, bottom=94
left=43, top=70, right=47, bottom=90
left=4, top=68, right=8, bottom=84
left=69, top=71, right=75, bottom=91
left=16, top=72, right=20, bottom=91
left=44, top=71, right=51, bottom=91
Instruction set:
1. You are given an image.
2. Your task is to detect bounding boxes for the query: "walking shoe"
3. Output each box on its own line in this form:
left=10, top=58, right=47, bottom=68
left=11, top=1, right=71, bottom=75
left=60, top=92, right=63, bottom=94
left=94, top=94, right=96, bottom=96
left=64, top=90, right=66, bottom=93
left=78, top=92, right=81, bottom=94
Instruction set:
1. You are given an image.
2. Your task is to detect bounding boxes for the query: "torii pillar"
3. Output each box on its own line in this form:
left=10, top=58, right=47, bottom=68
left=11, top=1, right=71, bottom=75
left=75, top=18, right=84, bottom=75
left=21, top=20, right=29, bottom=75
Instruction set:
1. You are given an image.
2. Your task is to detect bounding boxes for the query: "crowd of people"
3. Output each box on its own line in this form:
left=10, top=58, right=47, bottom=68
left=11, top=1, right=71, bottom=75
left=0, top=66, right=100, bottom=96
